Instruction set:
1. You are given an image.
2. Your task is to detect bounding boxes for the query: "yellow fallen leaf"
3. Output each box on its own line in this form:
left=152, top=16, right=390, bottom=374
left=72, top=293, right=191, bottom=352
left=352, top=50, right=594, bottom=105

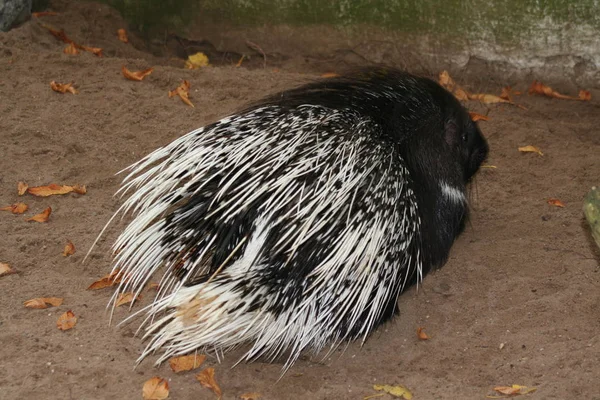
left=518, top=145, right=543, bottom=156
left=57, top=310, right=77, bottom=330
left=143, top=376, right=169, bottom=400
left=0, top=262, right=16, bottom=277
left=26, top=207, right=52, bottom=223
left=482, top=165, right=497, bottom=169
left=372, top=384, right=413, bottom=399
left=24, top=297, right=64, bottom=309
left=196, top=367, right=222, bottom=399
left=488, top=384, right=537, bottom=398
left=169, top=354, right=206, bottom=372
left=240, top=393, right=261, bottom=400
left=0, top=202, right=28, bottom=214
left=18, top=181, right=28, bottom=195
left=63, top=240, right=76, bottom=256
left=185, top=52, right=209, bottom=69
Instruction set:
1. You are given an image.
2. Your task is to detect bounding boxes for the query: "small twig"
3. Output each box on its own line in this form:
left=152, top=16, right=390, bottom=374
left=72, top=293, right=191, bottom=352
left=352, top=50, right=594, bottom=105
left=245, top=40, right=267, bottom=68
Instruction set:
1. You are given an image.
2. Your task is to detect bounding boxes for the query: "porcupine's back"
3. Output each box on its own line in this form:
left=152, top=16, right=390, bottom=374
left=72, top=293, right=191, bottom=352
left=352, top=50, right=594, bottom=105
left=108, top=69, right=462, bottom=369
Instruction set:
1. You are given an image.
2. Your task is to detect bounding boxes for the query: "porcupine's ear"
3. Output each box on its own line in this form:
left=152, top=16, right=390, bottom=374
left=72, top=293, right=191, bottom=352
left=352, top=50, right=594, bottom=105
left=443, top=119, right=462, bottom=148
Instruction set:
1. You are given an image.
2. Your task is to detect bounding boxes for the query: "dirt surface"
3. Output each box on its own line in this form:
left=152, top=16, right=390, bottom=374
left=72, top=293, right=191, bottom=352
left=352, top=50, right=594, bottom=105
left=1, top=2, right=599, bottom=399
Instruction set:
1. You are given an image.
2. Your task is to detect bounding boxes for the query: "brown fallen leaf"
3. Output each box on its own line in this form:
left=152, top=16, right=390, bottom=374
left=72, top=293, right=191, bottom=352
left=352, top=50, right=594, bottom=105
left=32, top=11, right=59, bottom=17
left=417, top=327, right=430, bottom=340
left=488, top=384, right=537, bottom=398
left=143, top=376, right=169, bottom=400
left=169, top=354, right=206, bottom=372
left=0, top=203, right=28, bottom=214
left=518, top=145, right=543, bottom=156
left=321, top=72, right=339, bottom=78
left=469, top=112, right=489, bottom=122
left=88, top=269, right=125, bottom=290
left=122, top=66, right=153, bottom=81
left=240, top=393, right=261, bottom=400
left=0, top=262, right=16, bottom=277
left=50, top=81, right=77, bottom=94
left=27, top=183, right=85, bottom=196
left=18, top=181, right=28, bottom=196
left=57, top=310, right=77, bottom=330
left=45, top=26, right=71, bottom=44
left=499, top=86, right=521, bottom=102
left=547, top=198, right=565, bottom=208
left=169, top=80, right=194, bottom=107
left=438, top=70, right=471, bottom=101
left=116, top=292, right=140, bottom=307
left=235, top=55, right=245, bottom=67
left=117, top=28, right=129, bottom=43
left=24, top=297, right=64, bottom=309
left=148, top=282, right=160, bottom=291
left=469, top=93, right=510, bottom=104
left=196, top=367, right=222, bottom=399
left=63, top=42, right=79, bottom=55
left=79, top=45, right=103, bottom=57
left=529, top=80, right=591, bottom=101
left=372, top=384, right=413, bottom=399
left=26, top=207, right=51, bottom=223
left=63, top=240, right=76, bottom=256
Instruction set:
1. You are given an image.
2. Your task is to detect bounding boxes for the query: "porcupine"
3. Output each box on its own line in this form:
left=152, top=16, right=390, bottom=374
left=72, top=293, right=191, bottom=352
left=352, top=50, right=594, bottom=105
left=101, top=67, right=488, bottom=370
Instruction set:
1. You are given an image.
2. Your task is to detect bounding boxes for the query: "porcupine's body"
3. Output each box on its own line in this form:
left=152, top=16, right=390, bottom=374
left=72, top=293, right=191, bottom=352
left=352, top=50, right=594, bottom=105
left=107, top=68, right=488, bottom=369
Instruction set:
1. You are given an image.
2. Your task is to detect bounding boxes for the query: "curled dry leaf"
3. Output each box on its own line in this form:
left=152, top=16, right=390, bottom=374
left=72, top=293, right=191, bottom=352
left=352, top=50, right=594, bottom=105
left=50, top=81, right=77, bottom=94
left=240, top=393, right=261, bottom=400
left=122, top=66, right=153, bottom=81
left=57, top=310, right=77, bottom=330
left=63, top=240, right=76, bottom=256
left=372, top=384, right=413, bottom=399
left=116, top=292, right=140, bottom=307
left=27, top=183, right=86, bottom=196
left=500, top=86, right=521, bottom=102
left=63, top=42, right=79, bottom=55
left=24, top=297, right=64, bottom=309
left=88, top=269, right=125, bottom=290
left=547, top=198, right=565, bottom=208
left=321, top=72, right=339, bottom=78
left=18, top=181, right=28, bottom=195
left=0, top=203, right=28, bottom=214
left=45, top=26, right=71, bottom=43
left=185, top=52, right=209, bottom=69
left=236, top=55, right=245, bottom=67
left=169, top=354, right=206, bottom=372
left=26, top=207, right=52, bottom=223
left=438, top=70, right=470, bottom=101
left=417, top=327, right=430, bottom=340
left=117, top=28, right=129, bottom=43
left=518, top=145, right=543, bottom=156
left=0, top=262, right=16, bottom=277
left=469, top=112, right=489, bottom=122
left=169, top=80, right=194, bottom=107
left=80, top=45, right=103, bottom=57
left=142, top=377, right=169, bottom=400
left=32, top=11, right=59, bottom=17
left=196, top=367, right=222, bottom=399
left=529, top=80, right=591, bottom=101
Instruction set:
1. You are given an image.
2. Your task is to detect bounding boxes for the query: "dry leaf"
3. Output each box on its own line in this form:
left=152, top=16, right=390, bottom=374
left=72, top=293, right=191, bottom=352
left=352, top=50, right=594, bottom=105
left=547, top=198, right=565, bottom=208
left=372, top=384, right=413, bottom=399
left=45, top=26, right=71, bottom=43
left=26, top=207, right=51, bottom=223
left=518, top=145, right=543, bottom=156
left=32, top=11, right=59, bottom=17
left=79, top=45, right=103, bottom=57
left=116, top=292, right=140, bottom=307
left=143, top=377, right=169, bottom=400
left=148, top=282, right=160, bottom=291
left=63, top=240, right=76, bottom=256
left=88, top=269, right=125, bottom=290
left=0, top=262, right=16, bottom=277
left=122, top=66, right=153, bottom=81
left=57, top=310, right=77, bottom=330
left=235, top=55, right=245, bottom=67
left=482, top=165, right=498, bottom=169
left=438, top=71, right=471, bottom=101
left=196, top=367, right=222, bottom=399
left=169, top=80, right=194, bottom=107
left=529, top=80, right=591, bottom=101
left=63, top=42, right=79, bottom=55
left=417, top=327, right=429, bottom=340
left=18, top=181, right=28, bottom=196
left=117, top=28, right=129, bottom=43
left=321, top=72, right=339, bottom=78
left=240, top=393, right=261, bottom=400
left=169, top=354, right=206, bottom=372
left=185, top=52, right=209, bottom=69
left=24, top=297, right=63, bottom=309
left=469, top=93, right=510, bottom=104
left=499, top=86, right=521, bottom=102
left=50, top=81, right=77, bottom=94
left=488, top=384, right=537, bottom=398
left=27, top=183, right=85, bottom=196
left=0, top=203, right=28, bottom=214
left=469, top=112, right=489, bottom=122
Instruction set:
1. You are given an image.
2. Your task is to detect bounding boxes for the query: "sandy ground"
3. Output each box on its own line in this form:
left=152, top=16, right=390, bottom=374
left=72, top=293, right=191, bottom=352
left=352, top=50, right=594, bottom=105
left=1, top=2, right=600, bottom=399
